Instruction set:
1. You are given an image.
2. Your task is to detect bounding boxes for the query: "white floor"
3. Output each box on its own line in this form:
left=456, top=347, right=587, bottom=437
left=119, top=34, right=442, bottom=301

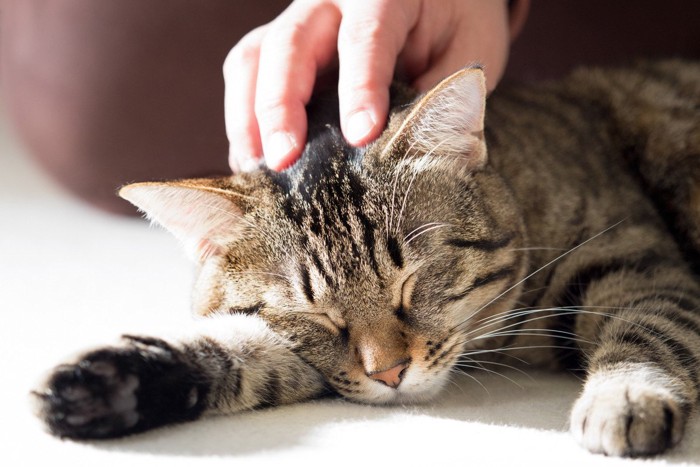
left=2, top=106, right=700, bottom=467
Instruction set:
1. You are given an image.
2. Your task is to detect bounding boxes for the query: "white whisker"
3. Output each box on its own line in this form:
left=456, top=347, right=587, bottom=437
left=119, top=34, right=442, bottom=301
left=404, top=222, right=446, bottom=242
left=459, top=345, right=579, bottom=358
left=473, top=329, right=595, bottom=346
left=458, top=357, right=533, bottom=380
left=453, top=219, right=627, bottom=331
left=507, top=247, right=569, bottom=252
left=388, top=164, right=402, bottom=237
left=449, top=367, right=490, bottom=395
left=394, top=167, right=418, bottom=236
left=405, top=223, right=453, bottom=245
left=394, top=136, right=456, bottom=235
left=452, top=363, right=524, bottom=389
left=388, top=139, right=420, bottom=238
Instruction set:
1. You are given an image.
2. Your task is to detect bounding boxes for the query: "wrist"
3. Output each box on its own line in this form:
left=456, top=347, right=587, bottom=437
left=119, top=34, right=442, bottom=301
left=508, top=0, right=530, bottom=41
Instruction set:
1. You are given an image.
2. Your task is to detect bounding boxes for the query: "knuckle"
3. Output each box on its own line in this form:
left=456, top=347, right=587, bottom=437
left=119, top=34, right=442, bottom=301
left=223, top=28, right=264, bottom=73
left=339, top=17, right=385, bottom=47
left=254, top=97, right=289, bottom=124
left=265, top=21, right=307, bottom=53
left=341, top=78, right=383, bottom=102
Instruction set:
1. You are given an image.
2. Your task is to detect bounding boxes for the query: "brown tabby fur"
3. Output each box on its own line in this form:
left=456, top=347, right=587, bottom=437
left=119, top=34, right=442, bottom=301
left=33, top=59, right=700, bottom=457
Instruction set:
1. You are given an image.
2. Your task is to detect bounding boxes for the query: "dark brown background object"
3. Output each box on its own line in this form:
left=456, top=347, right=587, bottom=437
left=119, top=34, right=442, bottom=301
left=0, top=0, right=288, bottom=213
left=1, top=1, right=698, bottom=214
left=506, top=0, right=700, bottom=82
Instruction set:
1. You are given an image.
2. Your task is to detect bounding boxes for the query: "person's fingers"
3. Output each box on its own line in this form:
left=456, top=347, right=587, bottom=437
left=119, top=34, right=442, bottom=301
left=226, top=0, right=510, bottom=173
left=396, top=0, right=457, bottom=80
left=412, top=0, right=510, bottom=93
left=224, top=26, right=267, bottom=172
left=255, top=2, right=341, bottom=170
left=336, top=0, right=420, bottom=146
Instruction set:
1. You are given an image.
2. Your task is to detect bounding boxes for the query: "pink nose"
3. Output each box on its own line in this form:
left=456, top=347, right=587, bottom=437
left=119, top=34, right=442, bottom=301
left=367, top=360, right=410, bottom=389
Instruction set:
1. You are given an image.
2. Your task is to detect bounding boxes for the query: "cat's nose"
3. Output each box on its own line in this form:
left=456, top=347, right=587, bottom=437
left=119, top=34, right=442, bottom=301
left=367, top=359, right=410, bottom=389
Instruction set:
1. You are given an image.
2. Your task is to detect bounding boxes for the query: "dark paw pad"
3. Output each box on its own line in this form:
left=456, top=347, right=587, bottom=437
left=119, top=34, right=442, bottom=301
left=32, top=336, right=209, bottom=439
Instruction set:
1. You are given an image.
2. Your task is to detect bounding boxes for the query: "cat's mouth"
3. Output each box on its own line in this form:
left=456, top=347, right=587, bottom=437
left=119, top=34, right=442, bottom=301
left=355, top=333, right=466, bottom=404
left=335, top=362, right=453, bottom=405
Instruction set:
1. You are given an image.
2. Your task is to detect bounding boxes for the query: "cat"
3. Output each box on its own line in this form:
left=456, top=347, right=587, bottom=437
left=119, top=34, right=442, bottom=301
left=32, top=59, right=700, bottom=457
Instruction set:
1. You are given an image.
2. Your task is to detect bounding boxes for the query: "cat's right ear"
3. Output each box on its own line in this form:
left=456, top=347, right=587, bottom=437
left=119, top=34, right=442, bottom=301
left=119, top=179, right=248, bottom=262
left=382, top=66, right=487, bottom=171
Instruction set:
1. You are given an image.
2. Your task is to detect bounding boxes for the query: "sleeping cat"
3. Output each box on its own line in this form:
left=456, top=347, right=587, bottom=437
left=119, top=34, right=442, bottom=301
left=33, top=60, right=700, bottom=457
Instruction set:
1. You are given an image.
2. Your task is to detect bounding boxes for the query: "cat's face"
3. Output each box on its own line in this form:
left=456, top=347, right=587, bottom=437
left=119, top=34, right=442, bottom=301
left=120, top=68, right=525, bottom=404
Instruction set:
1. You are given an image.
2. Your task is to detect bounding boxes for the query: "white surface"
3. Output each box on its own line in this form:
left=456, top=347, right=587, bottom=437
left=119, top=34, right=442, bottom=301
left=2, top=108, right=700, bottom=467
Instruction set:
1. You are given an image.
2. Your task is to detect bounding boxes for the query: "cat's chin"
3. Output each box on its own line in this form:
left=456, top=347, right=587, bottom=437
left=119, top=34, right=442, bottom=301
left=347, top=370, right=449, bottom=406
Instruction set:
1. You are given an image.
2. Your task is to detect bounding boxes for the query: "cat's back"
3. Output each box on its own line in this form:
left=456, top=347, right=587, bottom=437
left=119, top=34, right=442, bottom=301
left=487, top=59, right=700, bottom=176
left=483, top=59, right=700, bottom=283
left=574, top=60, right=700, bottom=268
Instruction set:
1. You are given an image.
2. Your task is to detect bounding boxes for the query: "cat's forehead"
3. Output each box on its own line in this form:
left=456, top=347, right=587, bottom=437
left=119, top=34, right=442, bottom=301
left=265, top=130, right=374, bottom=266
left=272, top=127, right=362, bottom=183
left=268, top=126, right=373, bottom=219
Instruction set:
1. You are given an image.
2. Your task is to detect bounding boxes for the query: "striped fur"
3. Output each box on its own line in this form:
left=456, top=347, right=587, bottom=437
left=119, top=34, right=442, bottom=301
left=33, top=60, right=700, bottom=456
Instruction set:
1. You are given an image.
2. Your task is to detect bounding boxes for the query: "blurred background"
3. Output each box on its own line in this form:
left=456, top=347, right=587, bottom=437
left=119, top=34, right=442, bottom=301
left=0, top=0, right=699, bottom=215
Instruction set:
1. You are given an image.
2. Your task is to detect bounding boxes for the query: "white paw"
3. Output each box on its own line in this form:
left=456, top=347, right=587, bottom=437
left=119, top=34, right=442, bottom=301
left=570, top=366, right=687, bottom=456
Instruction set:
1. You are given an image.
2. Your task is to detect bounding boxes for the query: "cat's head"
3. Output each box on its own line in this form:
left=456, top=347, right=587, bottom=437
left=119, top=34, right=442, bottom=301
left=120, top=67, right=525, bottom=404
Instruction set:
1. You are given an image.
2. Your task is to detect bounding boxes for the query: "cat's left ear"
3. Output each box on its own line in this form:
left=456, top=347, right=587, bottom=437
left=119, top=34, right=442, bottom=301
left=383, top=66, right=487, bottom=170
left=119, top=179, right=249, bottom=262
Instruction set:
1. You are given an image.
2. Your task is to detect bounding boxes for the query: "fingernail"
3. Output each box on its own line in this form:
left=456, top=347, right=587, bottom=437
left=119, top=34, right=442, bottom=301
left=265, top=131, right=296, bottom=170
left=238, top=155, right=262, bottom=172
left=230, top=152, right=262, bottom=173
left=345, top=110, right=375, bottom=144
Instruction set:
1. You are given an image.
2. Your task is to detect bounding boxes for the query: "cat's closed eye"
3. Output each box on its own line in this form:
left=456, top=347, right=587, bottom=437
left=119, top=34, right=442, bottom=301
left=227, top=303, right=264, bottom=315
left=396, top=273, right=417, bottom=321
left=300, top=310, right=347, bottom=335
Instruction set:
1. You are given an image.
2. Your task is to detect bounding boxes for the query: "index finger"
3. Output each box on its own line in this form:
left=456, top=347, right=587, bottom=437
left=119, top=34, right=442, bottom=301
left=255, top=2, right=342, bottom=170
left=336, top=0, right=420, bottom=146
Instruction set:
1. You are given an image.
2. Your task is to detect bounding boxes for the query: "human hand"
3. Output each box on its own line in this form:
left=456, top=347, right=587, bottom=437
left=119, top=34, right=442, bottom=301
left=224, top=0, right=515, bottom=172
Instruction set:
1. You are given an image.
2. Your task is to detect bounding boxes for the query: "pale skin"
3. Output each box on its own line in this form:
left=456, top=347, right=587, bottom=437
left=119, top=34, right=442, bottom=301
left=224, top=0, right=529, bottom=172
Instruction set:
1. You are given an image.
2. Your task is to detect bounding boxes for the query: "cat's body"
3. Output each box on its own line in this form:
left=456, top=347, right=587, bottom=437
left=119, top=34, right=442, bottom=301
left=33, top=60, right=700, bottom=457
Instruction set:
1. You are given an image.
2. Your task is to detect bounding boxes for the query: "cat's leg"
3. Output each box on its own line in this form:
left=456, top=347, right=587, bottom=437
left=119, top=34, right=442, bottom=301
left=31, top=313, right=326, bottom=439
left=565, top=261, right=700, bottom=456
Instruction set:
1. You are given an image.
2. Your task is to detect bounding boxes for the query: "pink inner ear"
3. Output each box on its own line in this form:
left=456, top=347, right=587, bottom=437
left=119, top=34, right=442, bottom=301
left=196, top=238, right=224, bottom=261
left=382, top=67, right=487, bottom=163
left=410, top=69, right=486, bottom=151
left=119, top=182, right=246, bottom=262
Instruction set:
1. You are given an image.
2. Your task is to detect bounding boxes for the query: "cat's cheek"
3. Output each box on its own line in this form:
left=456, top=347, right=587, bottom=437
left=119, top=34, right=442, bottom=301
left=397, top=375, right=449, bottom=404
left=332, top=377, right=399, bottom=404
left=338, top=366, right=449, bottom=405
left=410, top=362, right=455, bottom=398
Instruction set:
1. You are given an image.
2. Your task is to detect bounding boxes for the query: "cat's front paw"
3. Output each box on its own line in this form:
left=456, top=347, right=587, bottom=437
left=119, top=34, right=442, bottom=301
left=570, top=367, right=688, bottom=457
left=32, top=336, right=208, bottom=439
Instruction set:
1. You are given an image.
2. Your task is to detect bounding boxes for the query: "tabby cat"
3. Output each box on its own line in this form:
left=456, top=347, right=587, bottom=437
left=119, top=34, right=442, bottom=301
left=33, top=60, right=700, bottom=457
